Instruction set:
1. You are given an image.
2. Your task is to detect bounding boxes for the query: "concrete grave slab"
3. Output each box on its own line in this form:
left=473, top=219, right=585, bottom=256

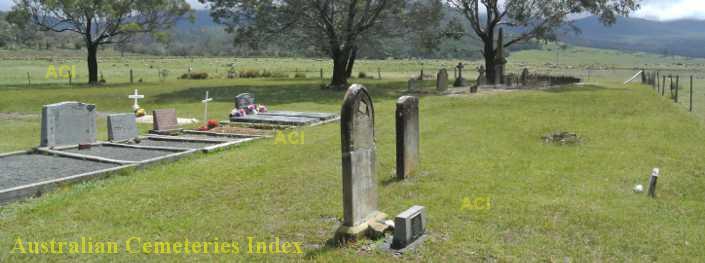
left=0, top=152, right=120, bottom=192
left=230, top=114, right=320, bottom=126
left=40, top=101, right=97, bottom=147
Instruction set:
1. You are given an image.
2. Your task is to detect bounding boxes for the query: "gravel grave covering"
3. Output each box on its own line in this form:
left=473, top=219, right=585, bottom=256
left=127, top=139, right=221, bottom=149
left=62, top=145, right=178, bottom=162
left=209, top=126, right=273, bottom=136
left=0, top=153, right=119, bottom=190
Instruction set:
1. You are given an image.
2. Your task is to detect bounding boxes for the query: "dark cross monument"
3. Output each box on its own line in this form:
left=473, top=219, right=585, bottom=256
left=396, top=96, right=419, bottom=179
left=495, top=28, right=508, bottom=85
left=336, top=84, right=388, bottom=243
left=453, top=62, right=467, bottom=87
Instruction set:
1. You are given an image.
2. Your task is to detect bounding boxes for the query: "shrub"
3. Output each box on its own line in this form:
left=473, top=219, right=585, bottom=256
left=261, top=70, right=273, bottom=78
left=238, top=69, right=260, bottom=78
left=180, top=72, right=209, bottom=80
left=358, top=72, right=368, bottom=79
left=294, top=72, right=307, bottom=79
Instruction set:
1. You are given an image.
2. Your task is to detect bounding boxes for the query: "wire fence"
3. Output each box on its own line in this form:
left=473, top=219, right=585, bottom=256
left=641, top=70, right=702, bottom=115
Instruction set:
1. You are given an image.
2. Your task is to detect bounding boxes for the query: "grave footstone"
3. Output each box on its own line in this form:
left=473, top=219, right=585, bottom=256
left=336, top=84, right=388, bottom=242
left=150, top=109, right=181, bottom=134
left=40, top=102, right=97, bottom=147
left=436, top=69, right=448, bottom=92
left=396, top=96, right=419, bottom=179
left=392, top=205, right=427, bottom=250
left=107, top=114, right=139, bottom=141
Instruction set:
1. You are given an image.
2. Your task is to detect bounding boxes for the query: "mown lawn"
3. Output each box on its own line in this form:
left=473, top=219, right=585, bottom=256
left=1, top=78, right=705, bottom=262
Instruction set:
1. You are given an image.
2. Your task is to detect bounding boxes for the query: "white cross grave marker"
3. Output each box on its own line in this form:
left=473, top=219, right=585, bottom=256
left=128, top=89, right=145, bottom=111
left=202, top=91, right=213, bottom=124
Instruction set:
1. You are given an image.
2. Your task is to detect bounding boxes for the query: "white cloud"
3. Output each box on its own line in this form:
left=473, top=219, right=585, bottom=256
left=635, top=0, right=705, bottom=21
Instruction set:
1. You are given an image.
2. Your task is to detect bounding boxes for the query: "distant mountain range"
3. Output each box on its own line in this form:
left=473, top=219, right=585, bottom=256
left=177, top=11, right=705, bottom=58
left=560, top=16, right=705, bottom=58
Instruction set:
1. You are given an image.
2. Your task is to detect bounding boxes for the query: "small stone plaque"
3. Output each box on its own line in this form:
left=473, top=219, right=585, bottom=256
left=392, top=205, right=427, bottom=249
left=107, top=114, right=139, bottom=141
left=151, top=109, right=179, bottom=132
left=40, top=101, right=97, bottom=147
left=235, top=93, right=255, bottom=110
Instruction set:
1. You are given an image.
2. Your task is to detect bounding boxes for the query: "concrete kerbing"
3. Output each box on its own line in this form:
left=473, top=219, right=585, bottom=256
left=202, top=137, right=261, bottom=153
left=102, top=142, right=190, bottom=152
left=37, top=147, right=135, bottom=165
left=183, top=130, right=268, bottom=138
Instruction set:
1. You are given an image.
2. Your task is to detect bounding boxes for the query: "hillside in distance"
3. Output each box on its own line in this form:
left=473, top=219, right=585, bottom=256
left=560, top=16, right=705, bottom=58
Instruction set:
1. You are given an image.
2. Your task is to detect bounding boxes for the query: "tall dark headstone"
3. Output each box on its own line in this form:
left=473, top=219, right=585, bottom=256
left=520, top=68, right=530, bottom=86
left=396, top=96, right=419, bottom=179
left=495, top=28, right=507, bottom=85
left=336, top=84, right=388, bottom=242
left=150, top=109, right=180, bottom=134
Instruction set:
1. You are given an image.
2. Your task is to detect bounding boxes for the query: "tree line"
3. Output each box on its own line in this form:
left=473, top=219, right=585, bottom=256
left=1, top=0, right=639, bottom=87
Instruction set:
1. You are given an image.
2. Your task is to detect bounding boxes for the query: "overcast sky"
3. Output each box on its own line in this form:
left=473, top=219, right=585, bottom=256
left=0, top=0, right=703, bottom=21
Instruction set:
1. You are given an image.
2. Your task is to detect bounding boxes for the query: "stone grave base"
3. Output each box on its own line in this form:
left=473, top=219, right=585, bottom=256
left=136, top=115, right=199, bottom=125
left=334, top=212, right=390, bottom=244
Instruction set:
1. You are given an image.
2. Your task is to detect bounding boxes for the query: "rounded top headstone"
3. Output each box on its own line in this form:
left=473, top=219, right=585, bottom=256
left=341, top=84, right=375, bottom=152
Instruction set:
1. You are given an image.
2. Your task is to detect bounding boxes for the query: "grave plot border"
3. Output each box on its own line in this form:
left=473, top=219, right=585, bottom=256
left=0, top=150, right=136, bottom=204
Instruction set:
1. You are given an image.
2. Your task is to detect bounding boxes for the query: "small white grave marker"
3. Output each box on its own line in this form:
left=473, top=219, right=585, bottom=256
left=201, top=91, right=213, bottom=124
left=128, top=89, right=145, bottom=111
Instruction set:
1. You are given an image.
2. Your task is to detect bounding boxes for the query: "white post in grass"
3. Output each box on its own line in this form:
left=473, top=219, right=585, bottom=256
left=202, top=91, right=213, bottom=124
left=128, top=89, right=144, bottom=111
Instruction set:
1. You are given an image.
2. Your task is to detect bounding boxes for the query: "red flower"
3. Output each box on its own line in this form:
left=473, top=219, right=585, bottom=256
left=207, top=119, right=220, bottom=129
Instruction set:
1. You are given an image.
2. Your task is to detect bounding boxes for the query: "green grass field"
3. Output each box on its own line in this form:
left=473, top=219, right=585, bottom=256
left=1, top=47, right=705, bottom=261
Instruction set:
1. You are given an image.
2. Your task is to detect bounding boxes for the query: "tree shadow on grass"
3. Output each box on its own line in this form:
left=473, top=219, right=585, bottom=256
left=539, top=84, right=613, bottom=93
left=152, top=81, right=410, bottom=107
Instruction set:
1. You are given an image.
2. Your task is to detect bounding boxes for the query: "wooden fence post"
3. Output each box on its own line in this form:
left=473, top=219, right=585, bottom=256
left=690, top=76, right=694, bottom=112
left=130, top=69, right=134, bottom=84
left=675, top=75, right=680, bottom=103
left=662, top=75, right=666, bottom=96
left=27, top=72, right=31, bottom=88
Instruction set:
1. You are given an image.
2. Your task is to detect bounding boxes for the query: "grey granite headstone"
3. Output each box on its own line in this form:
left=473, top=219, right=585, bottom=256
left=336, top=84, right=387, bottom=241
left=40, top=101, right=97, bottom=147
left=107, top=113, right=139, bottom=141
left=151, top=109, right=179, bottom=133
left=407, top=79, right=418, bottom=92
left=392, top=205, right=427, bottom=249
left=235, top=93, right=255, bottom=110
left=436, top=69, right=448, bottom=92
left=396, top=96, right=419, bottom=179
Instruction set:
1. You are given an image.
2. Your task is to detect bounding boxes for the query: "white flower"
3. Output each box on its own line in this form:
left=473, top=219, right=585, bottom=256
left=633, top=184, right=644, bottom=193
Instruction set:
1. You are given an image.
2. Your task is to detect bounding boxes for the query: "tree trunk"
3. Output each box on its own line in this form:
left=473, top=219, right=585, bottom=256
left=483, top=36, right=497, bottom=85
left=87, top=44, right=99, bottom=85
left=345, top=46, right=358, bottom=79
left=329, top=47, right=352, bottom=90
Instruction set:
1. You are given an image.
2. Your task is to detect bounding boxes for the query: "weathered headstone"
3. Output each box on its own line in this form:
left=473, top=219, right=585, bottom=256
left=40, top=102, right=97, bottom=147
left=436, top=69, right=448, bottom=92
left=520, top=68, right=530, bottom=86
left=476, top=65, right=486, bottom=86
left=392, top=205, right=427, bottom=249
left=150, top=109, right=180, bottom=134
left=336, top=84, right=388, bottom=242
left=396, top=96, right=419, bottom=180
left=407, top=78, right=418, bottom=92
left=107, top=114, right=139, bottom=141
left=235, top=93, right=255, bottom=110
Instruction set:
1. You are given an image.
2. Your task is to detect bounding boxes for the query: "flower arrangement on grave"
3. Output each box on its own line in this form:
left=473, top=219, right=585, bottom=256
left=197, top=119, right=220, bottom=131
left=230, top=104, right=267, bottom=118
left=135, top=108, right=146, bottom=117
